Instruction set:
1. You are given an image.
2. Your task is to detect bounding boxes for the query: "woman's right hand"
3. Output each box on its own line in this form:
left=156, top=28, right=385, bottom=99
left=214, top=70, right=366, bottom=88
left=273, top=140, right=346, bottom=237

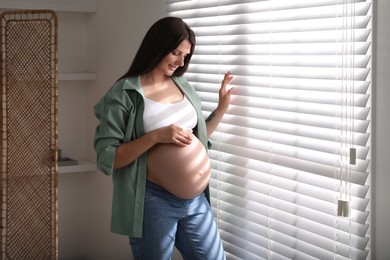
left=114, top=124, right=192, bottom=169
left=152, top=124, right=192, bottom=147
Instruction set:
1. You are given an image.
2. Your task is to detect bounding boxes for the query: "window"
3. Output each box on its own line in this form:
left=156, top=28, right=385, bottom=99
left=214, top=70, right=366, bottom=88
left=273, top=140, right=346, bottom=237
left=168, top=1, right=371, bottom=259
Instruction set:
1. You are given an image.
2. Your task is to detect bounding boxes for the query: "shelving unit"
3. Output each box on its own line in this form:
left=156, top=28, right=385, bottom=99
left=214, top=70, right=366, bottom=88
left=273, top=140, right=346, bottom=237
left=0, top=0, right=98, bottom=174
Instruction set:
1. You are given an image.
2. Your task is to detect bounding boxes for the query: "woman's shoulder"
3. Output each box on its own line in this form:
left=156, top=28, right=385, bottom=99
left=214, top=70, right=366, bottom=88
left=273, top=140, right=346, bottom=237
left=104, top=77, right=143, bottom=98
left=112, top=76, right=141, bottom=92
left=94, top=76, right=142, bottom=111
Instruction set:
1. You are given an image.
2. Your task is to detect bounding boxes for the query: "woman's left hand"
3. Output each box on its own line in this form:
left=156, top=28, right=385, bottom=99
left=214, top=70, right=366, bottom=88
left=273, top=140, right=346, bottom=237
left=206, top=71, right=236, bottom=137
left=218, top=71, right=236, bottom=113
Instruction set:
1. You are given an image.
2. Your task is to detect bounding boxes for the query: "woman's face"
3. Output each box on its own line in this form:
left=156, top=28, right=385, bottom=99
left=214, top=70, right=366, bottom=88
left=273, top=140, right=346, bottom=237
left=156, top=40, right=192, bottom=76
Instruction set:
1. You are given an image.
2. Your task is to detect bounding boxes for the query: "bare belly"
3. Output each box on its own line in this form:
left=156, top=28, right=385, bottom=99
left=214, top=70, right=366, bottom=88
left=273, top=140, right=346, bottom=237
left=147, top=133, right=211, bottom=199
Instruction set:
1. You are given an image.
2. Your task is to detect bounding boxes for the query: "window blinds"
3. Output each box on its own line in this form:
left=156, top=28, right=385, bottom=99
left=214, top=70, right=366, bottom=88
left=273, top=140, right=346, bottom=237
left=167, top=1, right=371, bottom=259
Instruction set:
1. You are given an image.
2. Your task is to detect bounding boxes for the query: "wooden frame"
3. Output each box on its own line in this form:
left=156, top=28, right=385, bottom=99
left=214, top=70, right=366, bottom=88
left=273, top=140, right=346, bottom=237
left=0, top=10, right=58, bottom=259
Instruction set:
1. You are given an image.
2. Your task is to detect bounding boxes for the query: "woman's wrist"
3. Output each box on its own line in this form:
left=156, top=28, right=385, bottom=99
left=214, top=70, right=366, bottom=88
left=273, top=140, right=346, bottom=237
left=215, top=104, right=228, bottom=117
left=146, top=130, right=161, bottom=146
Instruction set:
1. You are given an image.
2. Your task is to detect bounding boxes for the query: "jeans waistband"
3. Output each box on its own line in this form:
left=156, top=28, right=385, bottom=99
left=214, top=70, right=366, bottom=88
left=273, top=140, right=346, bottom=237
left=146, top=179, right=168, bottom=193
left=146, top=179, right=203, bottom=203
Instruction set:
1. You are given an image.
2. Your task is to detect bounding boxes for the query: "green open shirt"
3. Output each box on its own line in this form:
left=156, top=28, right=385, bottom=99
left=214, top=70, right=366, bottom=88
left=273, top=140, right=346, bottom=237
left=94, top=76, right=211, bottom=237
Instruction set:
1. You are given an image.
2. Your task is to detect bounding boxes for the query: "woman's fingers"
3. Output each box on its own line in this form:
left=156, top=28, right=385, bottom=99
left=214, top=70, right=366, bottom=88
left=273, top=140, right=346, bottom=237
left=221, top=71, right=233, bottom=88
left=169, top=125, right=192, bottom=146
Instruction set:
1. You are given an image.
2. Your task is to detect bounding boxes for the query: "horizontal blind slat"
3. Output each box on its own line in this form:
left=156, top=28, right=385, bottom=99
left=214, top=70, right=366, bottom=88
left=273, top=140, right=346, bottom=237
left=169, top=2, right=370, bottom=23
left=210, top=112, right=370, bottom=140
left=195, top=29, right=370, bottom=45
left=193, top=42, right=371, bottom=55
left=210, top=159, right=370, bottom=200
left=191, top=16, right=370, bottom=36
left=187, top=64, right=370, bottom=80
left=191, top=55, right=370, bottom=68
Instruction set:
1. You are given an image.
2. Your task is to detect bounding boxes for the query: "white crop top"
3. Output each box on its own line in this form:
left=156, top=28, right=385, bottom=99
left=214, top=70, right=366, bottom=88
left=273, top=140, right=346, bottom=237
left=143, top=95, right=198, bottom=133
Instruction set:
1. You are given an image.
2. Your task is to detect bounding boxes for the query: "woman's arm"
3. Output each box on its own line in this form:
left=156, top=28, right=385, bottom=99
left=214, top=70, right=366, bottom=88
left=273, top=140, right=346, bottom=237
left=206, top=71, right=236, bottom=137
left=113, top=124, right=192, bottom=169
left=113, top=131, right=157, bottom=169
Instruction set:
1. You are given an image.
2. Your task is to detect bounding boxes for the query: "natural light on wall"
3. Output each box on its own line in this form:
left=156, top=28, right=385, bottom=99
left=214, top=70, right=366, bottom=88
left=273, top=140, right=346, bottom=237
left=167, top=0, right=371, bottom=259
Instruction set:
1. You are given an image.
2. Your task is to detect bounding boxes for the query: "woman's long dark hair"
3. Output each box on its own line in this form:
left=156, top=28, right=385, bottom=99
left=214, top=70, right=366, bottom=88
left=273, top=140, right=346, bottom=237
left=119, top=17, right=195, bottom=80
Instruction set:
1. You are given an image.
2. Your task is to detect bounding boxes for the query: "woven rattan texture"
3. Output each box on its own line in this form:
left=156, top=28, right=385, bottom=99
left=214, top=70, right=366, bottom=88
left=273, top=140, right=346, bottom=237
left=0, top=10, right=58, bottom=260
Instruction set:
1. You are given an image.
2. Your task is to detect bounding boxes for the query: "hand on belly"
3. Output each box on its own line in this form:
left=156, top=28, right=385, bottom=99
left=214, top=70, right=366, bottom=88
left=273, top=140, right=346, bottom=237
left=147, top=133, right=211, bottom=199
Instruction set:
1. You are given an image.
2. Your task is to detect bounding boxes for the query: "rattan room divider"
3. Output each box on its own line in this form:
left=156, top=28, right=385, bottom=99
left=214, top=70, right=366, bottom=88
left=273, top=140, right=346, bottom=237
left=0, top=10, right=58, bottom=259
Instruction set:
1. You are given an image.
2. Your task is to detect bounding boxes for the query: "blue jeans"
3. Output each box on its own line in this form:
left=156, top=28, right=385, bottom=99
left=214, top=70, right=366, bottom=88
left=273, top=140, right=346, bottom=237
left=129, top=180, right=225, bottom=260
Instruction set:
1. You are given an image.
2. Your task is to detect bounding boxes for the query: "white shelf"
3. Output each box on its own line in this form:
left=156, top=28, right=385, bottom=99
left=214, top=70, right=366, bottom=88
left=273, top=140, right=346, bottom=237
left=0, top=0, right=97, bottom=13
left=59, top=72, right=97, bottom=81
left=59, top=160, right=96, bottom=174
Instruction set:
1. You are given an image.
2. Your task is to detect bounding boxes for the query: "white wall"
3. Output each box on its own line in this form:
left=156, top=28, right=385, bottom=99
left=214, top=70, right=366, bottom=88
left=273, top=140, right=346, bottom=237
left=373, top=1, right=390, bottom=259
left=58, top=0, right=390, bottom=259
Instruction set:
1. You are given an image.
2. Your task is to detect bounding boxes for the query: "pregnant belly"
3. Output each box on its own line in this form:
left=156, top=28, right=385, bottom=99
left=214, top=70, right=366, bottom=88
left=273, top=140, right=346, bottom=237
left=147, top=134, right=211, bottom=199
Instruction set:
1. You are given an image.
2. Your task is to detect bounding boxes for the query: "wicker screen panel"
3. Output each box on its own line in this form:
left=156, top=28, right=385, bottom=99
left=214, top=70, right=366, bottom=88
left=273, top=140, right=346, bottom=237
left=0, top=10, right=58, bottom=260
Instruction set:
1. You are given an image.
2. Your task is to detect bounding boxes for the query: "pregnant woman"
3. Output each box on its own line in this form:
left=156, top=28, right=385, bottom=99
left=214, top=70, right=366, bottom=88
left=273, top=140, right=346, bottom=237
left=94, top=17, right=235, bottom=260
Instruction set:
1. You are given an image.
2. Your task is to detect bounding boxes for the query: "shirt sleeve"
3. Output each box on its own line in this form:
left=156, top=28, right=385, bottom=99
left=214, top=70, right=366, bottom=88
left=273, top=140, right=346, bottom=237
left=93, top=86, right=133, bottom=175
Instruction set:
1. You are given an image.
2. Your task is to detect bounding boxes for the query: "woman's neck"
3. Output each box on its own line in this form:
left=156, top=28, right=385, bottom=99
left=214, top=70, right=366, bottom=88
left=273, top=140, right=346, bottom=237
left=141, top=71, right=170, bottom=86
